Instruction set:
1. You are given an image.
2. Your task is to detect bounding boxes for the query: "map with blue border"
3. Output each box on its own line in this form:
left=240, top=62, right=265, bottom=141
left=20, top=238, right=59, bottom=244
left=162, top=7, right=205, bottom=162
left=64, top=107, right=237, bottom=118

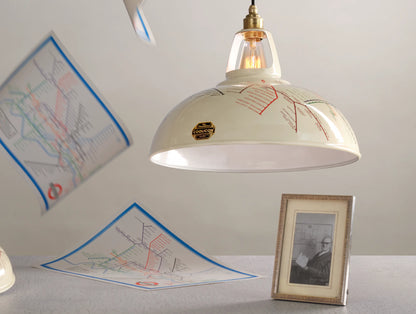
left=0, top=33, right=131, bottom=211
left=39, top=202, right=258, bottom=290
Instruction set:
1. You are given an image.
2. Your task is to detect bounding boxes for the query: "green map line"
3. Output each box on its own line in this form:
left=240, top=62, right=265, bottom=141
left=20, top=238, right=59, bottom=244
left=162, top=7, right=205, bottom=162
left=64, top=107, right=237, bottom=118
left=7, top=82, right=84, bottom=181
left=9, top=79, right=84, bottom=180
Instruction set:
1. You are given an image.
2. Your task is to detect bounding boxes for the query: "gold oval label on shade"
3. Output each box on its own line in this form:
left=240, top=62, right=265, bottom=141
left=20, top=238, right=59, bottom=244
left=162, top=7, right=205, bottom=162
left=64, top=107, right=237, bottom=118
left=192, top=122, right=215, bottom=140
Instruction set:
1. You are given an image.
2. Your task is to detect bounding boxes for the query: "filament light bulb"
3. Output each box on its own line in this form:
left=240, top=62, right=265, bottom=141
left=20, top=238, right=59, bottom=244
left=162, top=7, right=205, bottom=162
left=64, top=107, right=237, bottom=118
left=239, top=32, right=267, bottom=69
left=225, top=4, right=274, bottom=73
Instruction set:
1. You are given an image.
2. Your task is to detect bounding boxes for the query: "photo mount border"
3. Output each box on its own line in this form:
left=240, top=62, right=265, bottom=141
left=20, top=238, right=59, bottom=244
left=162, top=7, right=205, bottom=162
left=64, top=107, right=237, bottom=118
left=271, top=194, right=354, bottom=305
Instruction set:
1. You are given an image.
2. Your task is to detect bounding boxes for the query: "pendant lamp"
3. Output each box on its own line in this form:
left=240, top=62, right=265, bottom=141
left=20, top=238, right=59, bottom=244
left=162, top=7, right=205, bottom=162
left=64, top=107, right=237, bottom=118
left=150, top=1, right=361, bottom=172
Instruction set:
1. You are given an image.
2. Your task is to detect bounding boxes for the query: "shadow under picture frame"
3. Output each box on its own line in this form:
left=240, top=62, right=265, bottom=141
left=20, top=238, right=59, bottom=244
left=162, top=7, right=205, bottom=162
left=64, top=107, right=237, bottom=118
left=271, top=194, right=355, bottom=305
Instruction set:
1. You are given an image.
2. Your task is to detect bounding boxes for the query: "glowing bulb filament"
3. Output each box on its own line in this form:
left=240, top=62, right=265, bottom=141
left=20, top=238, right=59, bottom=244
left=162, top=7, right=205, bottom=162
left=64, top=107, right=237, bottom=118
left=244, top=55, right=263, bottom=69
left=239, top=38, right=267, bottom=69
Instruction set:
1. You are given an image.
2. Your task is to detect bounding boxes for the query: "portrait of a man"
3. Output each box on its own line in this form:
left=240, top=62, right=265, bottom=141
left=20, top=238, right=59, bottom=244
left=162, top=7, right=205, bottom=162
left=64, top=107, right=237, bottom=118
left=289, top=213, right=335, bottom=286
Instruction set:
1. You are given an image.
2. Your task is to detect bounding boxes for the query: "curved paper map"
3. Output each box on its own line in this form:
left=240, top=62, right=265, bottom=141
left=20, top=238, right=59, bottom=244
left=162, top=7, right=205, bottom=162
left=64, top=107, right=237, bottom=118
left=0, top=33, right=132, bottom=211
left=39, top=203, right=258, bottom=290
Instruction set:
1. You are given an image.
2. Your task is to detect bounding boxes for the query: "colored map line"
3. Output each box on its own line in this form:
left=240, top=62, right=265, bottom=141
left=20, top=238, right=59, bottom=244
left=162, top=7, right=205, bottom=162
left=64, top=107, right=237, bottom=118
left=26, top=86, right=83, bottom=174
left=259, top=85, right=278, bottom=115
left=276, top=90, right=329, bottom=140
left=49, top=36, right=131, bottom=147
left=7, top=77, right=84, bottom=185
left=237, top=83, right=279, bottom=115
left=10, top=89, right=82, bottom=183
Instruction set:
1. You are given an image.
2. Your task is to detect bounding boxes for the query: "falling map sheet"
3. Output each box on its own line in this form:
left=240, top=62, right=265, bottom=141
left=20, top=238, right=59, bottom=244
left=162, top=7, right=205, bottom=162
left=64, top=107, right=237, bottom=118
left=0, top=33, right=132, bottom=211
left=39, top=202, right=258, bottom=290
left=123, top=0, right=156, bottom=45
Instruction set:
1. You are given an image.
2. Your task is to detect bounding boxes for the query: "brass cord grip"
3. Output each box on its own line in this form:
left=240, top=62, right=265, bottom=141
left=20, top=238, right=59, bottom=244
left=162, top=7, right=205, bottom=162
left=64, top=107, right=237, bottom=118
left=243, top=4, right=263, bottom=29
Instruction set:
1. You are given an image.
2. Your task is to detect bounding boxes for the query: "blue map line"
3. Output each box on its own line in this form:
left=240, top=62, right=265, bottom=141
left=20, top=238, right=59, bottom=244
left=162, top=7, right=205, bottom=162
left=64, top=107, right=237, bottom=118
left=10, top=101, right=61, bottom=158
left=136, top=7, right=151, bottom=42
left=8, top=95, right=113, bottom=187
left=134, top=203, right=256, bottom=277
left=25, top=36, right=128, bottom=185
left=7, top=95, right=79, bottom=187
left=40, top=264, right=255, bottom=290
left=61, top=258, right=130, bottom=274
left=0, top=138, right=48, bottom=209
left=49, top=36, right=131, bottom=147
left=0, top=44, right=58, bottom=208
left=78, top=124, right=115, bottom=144
left=40, top=202, right=257, bottom=290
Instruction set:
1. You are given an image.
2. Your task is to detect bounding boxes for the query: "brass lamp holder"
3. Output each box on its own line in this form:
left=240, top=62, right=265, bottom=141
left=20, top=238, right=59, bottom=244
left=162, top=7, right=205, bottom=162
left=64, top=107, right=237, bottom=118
left=243, top=2, right=263, bottom=29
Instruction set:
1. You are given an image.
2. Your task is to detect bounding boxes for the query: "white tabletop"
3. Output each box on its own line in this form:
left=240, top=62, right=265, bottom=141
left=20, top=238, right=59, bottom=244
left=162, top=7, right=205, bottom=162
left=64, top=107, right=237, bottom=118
left=1, top=255, right=415, bottom=313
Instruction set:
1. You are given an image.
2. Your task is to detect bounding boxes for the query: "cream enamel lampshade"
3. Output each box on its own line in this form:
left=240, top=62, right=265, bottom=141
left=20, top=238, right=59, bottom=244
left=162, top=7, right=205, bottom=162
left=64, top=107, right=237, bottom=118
left=0, top=247, right=15, bottom=293
left=150, top=4, right=360, bottom=172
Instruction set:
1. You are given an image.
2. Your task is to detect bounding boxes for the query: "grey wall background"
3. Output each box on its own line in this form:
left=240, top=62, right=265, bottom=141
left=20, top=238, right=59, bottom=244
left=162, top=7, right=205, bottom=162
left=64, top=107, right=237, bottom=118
left=0, top=0, right=414, bottom=256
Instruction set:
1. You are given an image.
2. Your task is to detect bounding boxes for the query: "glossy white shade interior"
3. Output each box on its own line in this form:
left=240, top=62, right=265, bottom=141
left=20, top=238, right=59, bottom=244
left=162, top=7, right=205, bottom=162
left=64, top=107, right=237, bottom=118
left=151, top=144, right=359, bottom=172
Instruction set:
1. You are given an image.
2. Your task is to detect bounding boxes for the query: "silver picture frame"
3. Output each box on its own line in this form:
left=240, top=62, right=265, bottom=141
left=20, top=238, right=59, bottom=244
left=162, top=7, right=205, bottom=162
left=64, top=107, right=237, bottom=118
left=272, top=194, right=355, bottom=305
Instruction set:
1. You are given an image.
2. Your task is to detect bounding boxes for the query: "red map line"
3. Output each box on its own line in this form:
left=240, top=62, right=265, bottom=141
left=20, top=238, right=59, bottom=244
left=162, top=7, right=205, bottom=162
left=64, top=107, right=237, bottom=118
left=303, top=105, right=329, bottom=140
left=144, top=233, right=164, bottom=270
left=54, top=72, right=75, bottom=133
left=237, top=84, right=328, bottom=140
left=239, top=83, right=256, bottom=94
left=110, top=252, right=141, bottom=272
left=259, top=85, right=279, bottom=115
left=238, top=84, right=279, bottom=115
left=275, top=90, right=329, bottom=140
left=26, top=87, right=83, bottom=163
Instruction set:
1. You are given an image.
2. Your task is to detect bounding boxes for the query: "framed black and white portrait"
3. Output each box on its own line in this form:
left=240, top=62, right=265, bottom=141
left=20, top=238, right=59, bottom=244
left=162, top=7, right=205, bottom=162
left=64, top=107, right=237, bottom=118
left=272, top=194, right=354, bottom=305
